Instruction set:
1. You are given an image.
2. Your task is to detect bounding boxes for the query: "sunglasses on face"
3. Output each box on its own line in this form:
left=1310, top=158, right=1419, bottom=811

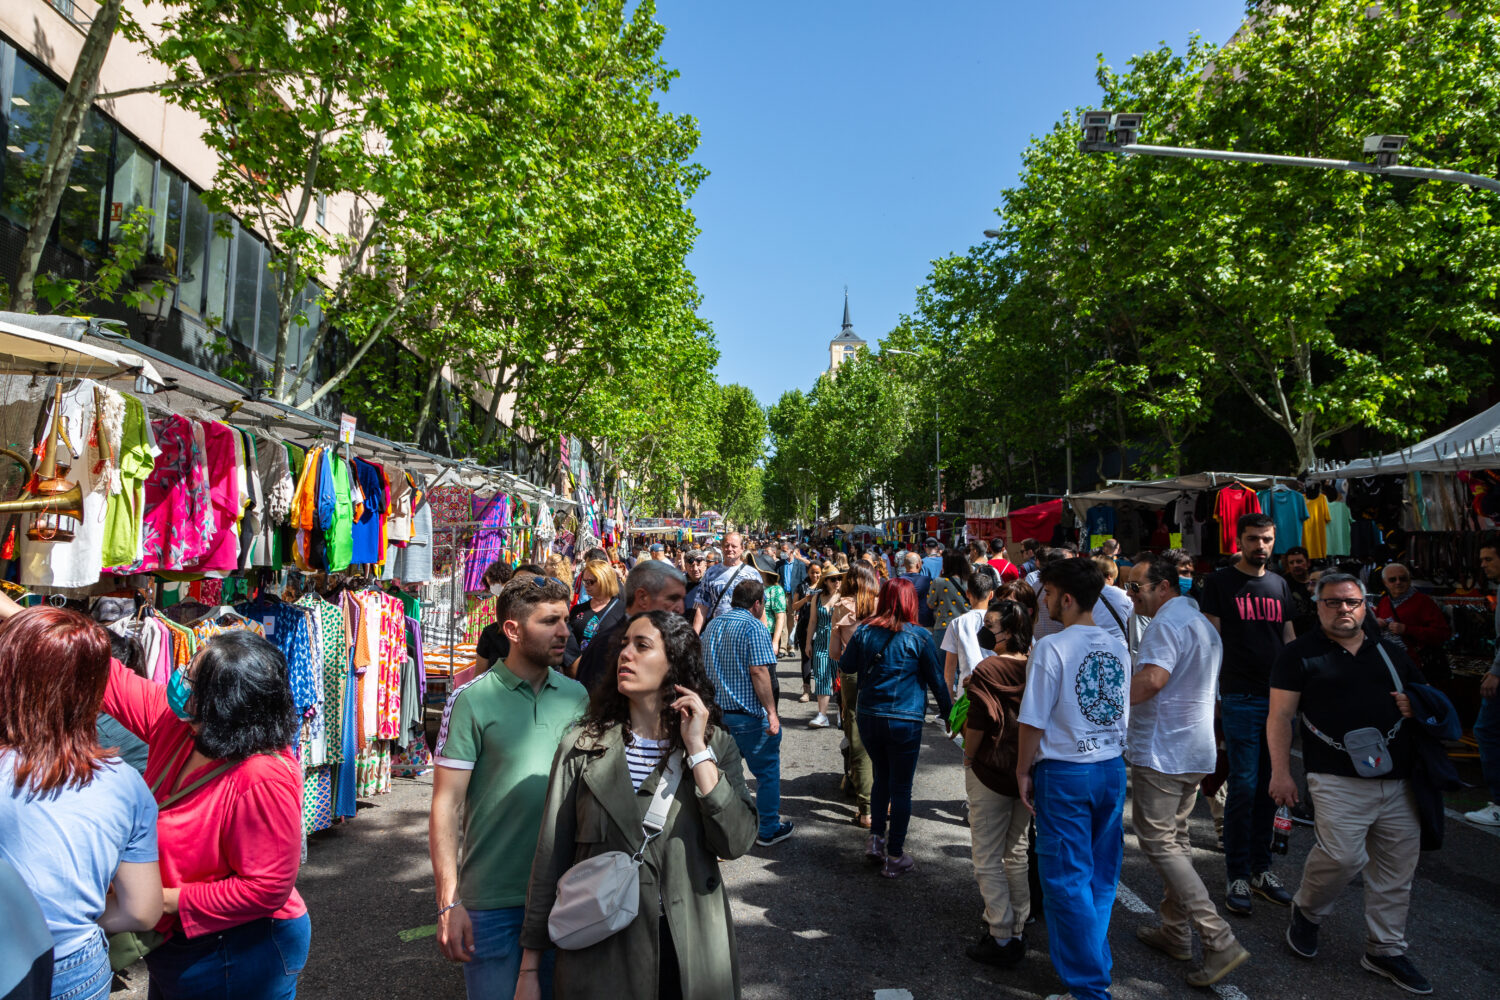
left=1385, top=575, right=1410, bottom=583
left=1320, top=598, right=1363, bottom=610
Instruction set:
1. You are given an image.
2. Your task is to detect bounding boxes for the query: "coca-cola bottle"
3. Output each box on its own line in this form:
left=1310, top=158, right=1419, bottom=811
left=1271, top=805, right=1293, bottom=854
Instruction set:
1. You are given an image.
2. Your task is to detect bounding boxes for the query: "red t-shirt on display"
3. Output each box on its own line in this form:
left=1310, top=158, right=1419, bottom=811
left=1215, top=486, right=1262, bottom=554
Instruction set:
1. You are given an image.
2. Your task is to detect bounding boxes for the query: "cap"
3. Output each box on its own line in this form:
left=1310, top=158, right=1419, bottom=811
left=649, top=543, right=664, bottom=552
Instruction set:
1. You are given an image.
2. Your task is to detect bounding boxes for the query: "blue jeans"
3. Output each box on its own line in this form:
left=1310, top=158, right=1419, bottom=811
left=52, top=932, right=109, bottom=1000
left=462, top=907, right=554, bottom=1000
left=146, top=914, right=310, bottom=1000
left=1221, top=693, right=1275, bottom=881
left=1033, top=757, right=1126, bottom=1000
left=857, top=714, right=924, bottom=855
left=1476, top=692, right=1500, bottom=803
left=723, top=711, right=783, bottom=838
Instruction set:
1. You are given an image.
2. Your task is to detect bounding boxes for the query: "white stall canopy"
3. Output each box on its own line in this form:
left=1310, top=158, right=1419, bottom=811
left=1307, top=400, right=1500, bottom=480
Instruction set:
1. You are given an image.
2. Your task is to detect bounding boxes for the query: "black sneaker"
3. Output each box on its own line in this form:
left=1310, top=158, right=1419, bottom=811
left=1286, top=903, right=1319, bottom=959
left=1225, top=878, right=1252, bottom=915
left=1361, top=953, right=1432, bottom=994
left=965, top=933, right=1026, bottom=968
left=755, top=822, right=794, bottom=847
left=1251, top=871, right=1293, bottom=905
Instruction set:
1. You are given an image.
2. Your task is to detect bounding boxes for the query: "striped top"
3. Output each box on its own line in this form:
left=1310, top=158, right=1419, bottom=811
left=625, top=733, right=670, bottom=790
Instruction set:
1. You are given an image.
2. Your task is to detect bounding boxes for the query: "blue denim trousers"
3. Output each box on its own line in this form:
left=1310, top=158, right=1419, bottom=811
left=1033, top=757, right=1126, bottom=1000
left=722, top=711, right=783, bottom=838
left=461, top=907, right=554, bottom=1000
left=1475, top=693, right=1500, bottom=804
left=52, top=931, right=109, bottom=1000
left=857, top=714, right=924, bottom=855
left=1221, top=693, right=1275, bottom=881
left=146, top=914, right=310, bottom=1000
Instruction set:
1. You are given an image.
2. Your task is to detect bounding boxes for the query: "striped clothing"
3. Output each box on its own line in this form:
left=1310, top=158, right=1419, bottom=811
left=702, top=608, right=777, bottom=720
left=625, top=733, right=670, bottom=790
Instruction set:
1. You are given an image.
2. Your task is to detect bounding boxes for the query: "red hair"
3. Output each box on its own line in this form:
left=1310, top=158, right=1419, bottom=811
left=0, top=607, right=112, bottom=793
left=866, top=578, right=918, bottom=632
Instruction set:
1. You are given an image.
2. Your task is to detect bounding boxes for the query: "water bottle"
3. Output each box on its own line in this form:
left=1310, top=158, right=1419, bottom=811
left=1271, top=805, right=1293, bottom=855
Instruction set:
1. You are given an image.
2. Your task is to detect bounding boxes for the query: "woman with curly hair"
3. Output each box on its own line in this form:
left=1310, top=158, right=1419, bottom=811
left=517, top=611, right=757, bottom=1000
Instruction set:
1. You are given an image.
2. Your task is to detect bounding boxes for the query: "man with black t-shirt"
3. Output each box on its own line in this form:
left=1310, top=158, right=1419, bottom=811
left=1200, top=513, right=1295, bottom=917
left=1268, top=574, right=1429, bottom=995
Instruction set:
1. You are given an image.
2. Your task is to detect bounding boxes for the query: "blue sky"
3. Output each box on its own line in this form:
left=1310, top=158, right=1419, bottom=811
left=651, top=0, right=1248, bottom=409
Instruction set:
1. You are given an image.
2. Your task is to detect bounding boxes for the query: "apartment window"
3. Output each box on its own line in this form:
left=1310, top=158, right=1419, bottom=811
left=1, top=57, right=62, bottom=228
left=256, top=248, right=280, bottom=357
left=204, top=211, right=231, bottom=324
left=315, top=192, right=326, bottom=227
left=229, top=227, right=261, bottom=348
left=108, top=130, right=156, bottom=245
left=55, top=109, right=110, bottom=256
left=292, top=280, right=322, bottom=365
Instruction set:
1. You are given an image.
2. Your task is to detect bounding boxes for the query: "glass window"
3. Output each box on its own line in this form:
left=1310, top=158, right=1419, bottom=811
left=107, top=130, right=155, bottom=246
left=229, top=227, right=260, bottom=348
left=55, top=108, right=110, bottom=256
left=293, top=281, right=322, bottom=366
left=177, top=185, right=209, bottom=315
left=256, top=248, right=280, bottom=356
left=158, top=169, right=183, bottom=273
left=2, top=58, right=63, bottom=228
left=204, top=214, right=231, bottom=326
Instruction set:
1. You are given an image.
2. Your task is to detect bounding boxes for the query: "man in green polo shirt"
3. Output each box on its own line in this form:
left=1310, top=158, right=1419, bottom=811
left=430, top=576, right=587, bottom=999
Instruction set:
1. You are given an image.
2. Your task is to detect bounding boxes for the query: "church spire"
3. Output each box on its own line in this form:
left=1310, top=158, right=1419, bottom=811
left=842, top=286, right=853, bottom=333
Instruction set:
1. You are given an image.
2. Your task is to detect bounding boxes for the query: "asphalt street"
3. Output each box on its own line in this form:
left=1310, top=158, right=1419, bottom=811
left=116, top=653, right=1500, bottom=999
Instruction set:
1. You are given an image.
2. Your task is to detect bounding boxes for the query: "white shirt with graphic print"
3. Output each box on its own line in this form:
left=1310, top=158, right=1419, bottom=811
left=1018, top=624, right=1130, bottom=764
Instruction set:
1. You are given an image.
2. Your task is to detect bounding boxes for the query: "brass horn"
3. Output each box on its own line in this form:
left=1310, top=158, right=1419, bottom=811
left=0, top=384, right=85, bottom=542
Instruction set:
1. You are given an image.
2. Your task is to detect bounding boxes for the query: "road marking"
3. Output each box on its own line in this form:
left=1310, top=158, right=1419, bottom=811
left=792, top=929, right=830, bottom=940
left=1115, top=883, right=1154, bottom=914
left=1446, top=807, right=1500, bottom=839
left=873, top=991, right=914, bottom=1000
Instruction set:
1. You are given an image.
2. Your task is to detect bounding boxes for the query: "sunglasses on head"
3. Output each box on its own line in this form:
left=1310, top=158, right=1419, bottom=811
left=525, top=575, right=570, bottom=590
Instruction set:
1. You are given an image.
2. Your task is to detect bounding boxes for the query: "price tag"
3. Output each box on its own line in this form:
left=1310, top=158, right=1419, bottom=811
left=339, top=413, right=357, bottom=445
left=263, top=617, right=276, bottom=636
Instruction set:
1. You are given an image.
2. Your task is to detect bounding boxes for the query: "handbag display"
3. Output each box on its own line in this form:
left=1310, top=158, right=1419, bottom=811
left=1302, top=644, right=1406, bottom=779
left=547, top=751, right=684, bottom=950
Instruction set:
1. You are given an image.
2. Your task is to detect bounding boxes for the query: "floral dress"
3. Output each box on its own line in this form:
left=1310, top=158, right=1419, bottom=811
left=809, top=595, right=835, bottom=696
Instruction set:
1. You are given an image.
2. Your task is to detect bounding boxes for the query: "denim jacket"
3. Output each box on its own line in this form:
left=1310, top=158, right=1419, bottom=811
left=837, top=623, right=952, bottom=723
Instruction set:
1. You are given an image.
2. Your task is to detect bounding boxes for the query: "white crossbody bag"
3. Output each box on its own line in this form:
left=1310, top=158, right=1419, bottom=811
left=548, top=751, right=684, bottom=950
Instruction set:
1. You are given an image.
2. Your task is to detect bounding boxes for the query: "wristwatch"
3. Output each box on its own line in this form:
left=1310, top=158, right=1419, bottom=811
left=686, top=747, right=718, bottom=769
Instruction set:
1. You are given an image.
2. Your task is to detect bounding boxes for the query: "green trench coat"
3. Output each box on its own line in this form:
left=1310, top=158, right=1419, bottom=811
left=520, top=724, right=758, bottom=999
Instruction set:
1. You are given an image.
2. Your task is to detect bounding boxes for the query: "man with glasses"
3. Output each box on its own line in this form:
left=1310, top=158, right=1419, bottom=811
left=1127, top=551, right=1250, bottom=987
left=1268, top=574, right=1429, bottom=995
left=1200, top=513, right=1296, bottom=917
left=682, top=549, right=708, bottom=610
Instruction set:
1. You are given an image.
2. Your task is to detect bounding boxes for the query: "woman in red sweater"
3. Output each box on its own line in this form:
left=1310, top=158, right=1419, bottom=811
left=102, top=629, right=309, bottom=999
left=1373, top=563, right=1452, bottom=667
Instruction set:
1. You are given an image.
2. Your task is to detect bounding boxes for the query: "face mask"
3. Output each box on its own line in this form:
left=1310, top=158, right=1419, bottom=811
left=977, top=626, right=997, bottom=652
left=489, top=583, right=505, bottom=597
left=167, top=669, right=196, bottom=722
left=1179, top=578, right=1194, bottom=596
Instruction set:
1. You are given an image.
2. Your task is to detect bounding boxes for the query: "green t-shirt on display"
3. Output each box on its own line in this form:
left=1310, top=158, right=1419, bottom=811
left=329, top=455, right=353, bottom=571
left=434, top=662, right=589, bottom=910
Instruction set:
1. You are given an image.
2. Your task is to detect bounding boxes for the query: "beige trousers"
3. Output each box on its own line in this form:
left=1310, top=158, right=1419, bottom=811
left=964, top=767, right=1031, bottom=939
left=1294, top=773, right=1420, bottom=957
left=1130, top=765, right=1236, bottom=952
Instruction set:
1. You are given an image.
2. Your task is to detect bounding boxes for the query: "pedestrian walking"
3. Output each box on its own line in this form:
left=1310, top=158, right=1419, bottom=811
left=702, top=578, right=792, bottom=846
left=837, top=578, right=952, bottom=878
left=1200, top=512, right=1296, bottom=916
left=692, top=533, right=759, bottom=633
left=961, top=599, right=1034, bottom=968
left=0, top=608, right=162, bottom=1000
left=922, top=538, right=944, bottom=580
left=941, top=565, right=999, bottom=697
left=830, top=563, right=881, bottom=827
left=1016, top=558, right=1131, bottom=1000
left=1026, top=548, right=1072, bottom=641
left=430, top=577, right=588, bottom=999
left=791, top=561, right=825, bottom=702
left=804, top=565, right=844, bottom=728
left=1269, top=573, right=1432, bottom=995
left=682, top=549, right=707, bottom=610
left=516, top=611, right=757, bottom=1000
left=1372, top=563, right=1450, bottom=674
left=1465, top=539, right=1500, bottom=826
left=572, top=560, right=688, bottom=693
left=1127, top=551, right=1251, bottom=987
left=564, top=560, right=625, bottom=671
left=898, top=551, right=935, bottom=630
left=754, top=553, right=790, bottom=655
left=927, top=551, right=971, bottom=647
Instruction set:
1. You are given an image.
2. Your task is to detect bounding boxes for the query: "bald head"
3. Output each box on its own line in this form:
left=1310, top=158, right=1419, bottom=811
left=722, top=533, right=744, bottom=563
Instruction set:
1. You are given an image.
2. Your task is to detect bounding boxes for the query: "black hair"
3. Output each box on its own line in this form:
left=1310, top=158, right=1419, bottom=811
left=513, top=563, right=547, bottom=577
left=583, top=547, right=608, bottom=563
left=1021, top=537, right=1040, bottom=553
left=941, top=551, right=971, bottom=584
left=967, top=565, right=999, bottom=601
left=109, top=631, right=148, bottom=680
left=1236, top=512, right=1275, bottom=536
left=582, top=611, right=722, bottom=754
left=1146, top=548, right=1192, bottom=588
left=481, top=560, right=513, bottom=588
left=1284, top=546, right=1309, bottom=559
left=730, top=577, right=765, bottom=610
left=986, top=599, right=1033, bottom=654
left=1038, top=547, right=1070, bottom=569
left=1039, top=558, right=1105, bottom=612
left=190, top=631, right=299, bottom=762
left=499, top=577, right=572, bottom=625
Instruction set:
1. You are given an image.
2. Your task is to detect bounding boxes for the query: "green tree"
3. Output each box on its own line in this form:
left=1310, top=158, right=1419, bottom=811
left=693, top=384, right=767, bottom=520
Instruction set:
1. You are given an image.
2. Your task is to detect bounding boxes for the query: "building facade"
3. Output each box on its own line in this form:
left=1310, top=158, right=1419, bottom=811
left=827, top=288, right=864, bottom=371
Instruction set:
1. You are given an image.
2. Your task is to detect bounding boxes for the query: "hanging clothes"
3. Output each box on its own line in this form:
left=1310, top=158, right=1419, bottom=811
left=20, top=380, right=113, bottom=588
left=349, top=458, right=387, bottom=566
left=462, top=492, right=508, bottom=592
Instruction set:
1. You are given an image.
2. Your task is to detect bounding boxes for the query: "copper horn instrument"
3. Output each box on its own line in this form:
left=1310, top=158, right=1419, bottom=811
left=0, top=384, right=85, bottom=538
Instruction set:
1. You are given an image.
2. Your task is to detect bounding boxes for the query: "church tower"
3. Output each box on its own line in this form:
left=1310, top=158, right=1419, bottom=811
left=828, top=288, right=865, bottom=371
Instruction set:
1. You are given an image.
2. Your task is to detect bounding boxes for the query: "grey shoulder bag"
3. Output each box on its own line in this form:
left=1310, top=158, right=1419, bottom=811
left=1303, top=644, right=1405, bottom=778
left=548, top=750, right=684, bottom=950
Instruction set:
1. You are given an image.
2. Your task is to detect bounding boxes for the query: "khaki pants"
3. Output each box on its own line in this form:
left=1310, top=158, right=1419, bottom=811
left=1295, top=773, right=1420, bottom=957
left=840, top=672, right=871, bottom=811
left=965, top=768, right=1031, bottom=938
left=1130, top=765, right=1235, bottom=952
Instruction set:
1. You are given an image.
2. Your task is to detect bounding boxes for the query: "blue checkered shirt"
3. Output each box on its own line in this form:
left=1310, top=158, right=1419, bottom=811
left=701, top=608, right=777, bottom=720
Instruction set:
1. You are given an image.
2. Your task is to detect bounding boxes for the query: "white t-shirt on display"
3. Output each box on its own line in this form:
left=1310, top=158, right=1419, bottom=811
left=1126, top=596, right=1222, bottom=776
left=1018, top=624, right=1130, bottom=764
left=940, top=607, right=987, bottom=694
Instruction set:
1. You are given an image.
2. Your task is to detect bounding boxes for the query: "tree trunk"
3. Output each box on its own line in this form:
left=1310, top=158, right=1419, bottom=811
left=411, top=360, right=444, bottom=443
left=10, top=0, right=124, bottom=312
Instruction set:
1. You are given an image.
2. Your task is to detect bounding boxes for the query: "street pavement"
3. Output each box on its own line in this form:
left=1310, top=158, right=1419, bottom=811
left=116, top=652, right=1500, bottom=999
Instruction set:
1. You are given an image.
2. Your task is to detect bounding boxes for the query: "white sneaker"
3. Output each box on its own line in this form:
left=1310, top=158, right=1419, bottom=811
left=808, top=713, right=830, bottom=728
left=1464, top=802, right=1500, bottom=826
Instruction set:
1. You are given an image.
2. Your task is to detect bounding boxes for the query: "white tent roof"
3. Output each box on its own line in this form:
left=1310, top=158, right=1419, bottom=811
left=1307, top=400, right=1500, bottom=479
left=1070, top=472, right=1300, bottom=508
left=0, top=319, right=163, bottom=384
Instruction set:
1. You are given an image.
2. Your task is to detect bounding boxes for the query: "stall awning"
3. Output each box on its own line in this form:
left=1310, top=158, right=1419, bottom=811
left=1307, top=400, right=1500, bottom=479
left=0, top=319, right=163, bottom=385
left=1006, top=499, right=1063, bottom=542
left=1070, top=472, right=1299, bottom=508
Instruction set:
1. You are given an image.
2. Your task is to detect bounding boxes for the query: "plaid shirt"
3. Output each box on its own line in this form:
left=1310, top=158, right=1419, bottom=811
left=702, top=608, right=777, bottom=720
